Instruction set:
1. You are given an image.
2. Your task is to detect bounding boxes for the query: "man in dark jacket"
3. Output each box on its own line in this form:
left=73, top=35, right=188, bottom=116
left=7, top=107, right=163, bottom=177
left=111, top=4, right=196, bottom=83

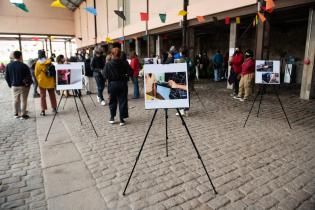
left=91, top=47, right=106, bottom=105
left=5, top=51, right=32, bottom=119
left=104, top=48, right=129, bottom=126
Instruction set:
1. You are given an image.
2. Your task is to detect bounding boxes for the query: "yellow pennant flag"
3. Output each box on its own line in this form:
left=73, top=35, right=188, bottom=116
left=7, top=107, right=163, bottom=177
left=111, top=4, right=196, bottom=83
left=236, top=17, right=241, bottom=24
left=178, top=10, right=187, bottom=17
left=51, top=0, right=66, bottom=8
left=106, top=37, right=113, bottom=43
left=256, top=15, right=259, bottom=25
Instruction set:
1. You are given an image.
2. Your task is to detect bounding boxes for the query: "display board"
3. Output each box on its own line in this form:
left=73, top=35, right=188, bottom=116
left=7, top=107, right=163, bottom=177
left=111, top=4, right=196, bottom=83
left=144, top=58, right=158, bottom=64
left=144, top=63, right=189, bottom=109
left=255, top=60, right=280, bottom=84
left=55, top=63, right=83, bottom=90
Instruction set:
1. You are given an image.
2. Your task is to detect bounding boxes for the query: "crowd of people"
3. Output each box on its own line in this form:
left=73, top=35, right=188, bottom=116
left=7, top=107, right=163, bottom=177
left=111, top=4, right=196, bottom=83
left=3, top=45, right=255, bottom=124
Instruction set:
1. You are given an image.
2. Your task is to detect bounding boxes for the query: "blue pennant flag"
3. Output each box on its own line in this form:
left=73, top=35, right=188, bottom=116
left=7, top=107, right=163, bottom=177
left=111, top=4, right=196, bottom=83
left=84, top=7, right=97, bottom=15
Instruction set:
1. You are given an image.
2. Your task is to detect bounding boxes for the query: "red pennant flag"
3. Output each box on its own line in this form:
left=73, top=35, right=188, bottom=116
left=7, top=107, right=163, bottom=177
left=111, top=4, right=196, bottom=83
left=196, top=16, right=205, bottom=23
left=32, top=37, right=40, bottom=41
left=140, top=12, right=149, bottom=21
left=265, top=0, right=275, bottom=13
left=225, top=17, right=230, bottom=25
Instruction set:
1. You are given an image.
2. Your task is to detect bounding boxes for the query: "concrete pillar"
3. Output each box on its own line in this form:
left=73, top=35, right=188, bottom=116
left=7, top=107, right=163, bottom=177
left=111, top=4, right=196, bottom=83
left=155, top=35, right=162, bottom=57
left=255, top=13, right=271, bottom=60
left=227, top=20, right=237, bottom=89
left=135, top=38, right=141, bottom=57
left=300, top=8, right=315, bottom=100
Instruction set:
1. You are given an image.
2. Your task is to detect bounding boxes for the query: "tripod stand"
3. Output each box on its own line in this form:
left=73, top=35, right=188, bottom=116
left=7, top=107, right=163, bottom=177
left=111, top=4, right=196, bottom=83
left=122, top=108, right=217, bottom=196
left=243, top=85, right=292, bottom=129
left=45, top=90, right=99, bottom=142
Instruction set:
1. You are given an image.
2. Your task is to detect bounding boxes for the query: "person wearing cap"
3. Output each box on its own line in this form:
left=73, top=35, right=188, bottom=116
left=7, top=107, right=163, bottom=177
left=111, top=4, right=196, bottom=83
left=35, top=50, right=57, bottom=116
left=235, top=49, right=255, bottom=102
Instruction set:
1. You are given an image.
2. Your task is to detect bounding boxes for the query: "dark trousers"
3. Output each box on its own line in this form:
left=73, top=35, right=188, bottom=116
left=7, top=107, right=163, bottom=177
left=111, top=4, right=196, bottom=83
left=132, top=77, right=139, bottom=98
left=94, top=72, right=105, bottom=101
left=233, top=78, right=240, bottom=95
left=31, top=70, right=38, bottom=95
left=108, top=81, right=128, bottom=121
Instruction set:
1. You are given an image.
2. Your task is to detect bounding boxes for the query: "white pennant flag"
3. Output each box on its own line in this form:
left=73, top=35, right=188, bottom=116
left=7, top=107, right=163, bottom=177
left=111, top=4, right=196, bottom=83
left=10, top=0, right=24, bottom=3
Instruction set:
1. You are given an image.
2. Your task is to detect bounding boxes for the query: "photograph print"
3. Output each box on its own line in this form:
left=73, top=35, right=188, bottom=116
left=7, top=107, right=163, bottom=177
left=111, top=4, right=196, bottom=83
left=144, top=63, right=189, bottom=109
left=255, top=60, right=280, bottom=84
left=55, top=63, right=83, bottom=90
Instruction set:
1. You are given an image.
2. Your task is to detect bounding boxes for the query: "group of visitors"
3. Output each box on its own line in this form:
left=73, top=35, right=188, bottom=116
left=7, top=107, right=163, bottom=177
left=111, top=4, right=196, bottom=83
left=229, top=48, right=255, bottom=102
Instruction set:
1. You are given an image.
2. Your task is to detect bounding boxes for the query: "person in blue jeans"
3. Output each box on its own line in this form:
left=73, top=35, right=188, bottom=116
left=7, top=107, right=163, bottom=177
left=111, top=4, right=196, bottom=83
left=130, top=52, right=140, bottom=99
left=212, top=50, right=223, bottom=82
left=91, top=47, right=106, bottom=106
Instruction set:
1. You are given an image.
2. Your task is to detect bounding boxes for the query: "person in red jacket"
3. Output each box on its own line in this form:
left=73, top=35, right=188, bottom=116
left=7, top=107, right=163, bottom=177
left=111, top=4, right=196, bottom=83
left=235, top=49, right=255, bottom=101
left=130, top=51, right=140, bottom=99
left=230, top=48, right=244, bottom=96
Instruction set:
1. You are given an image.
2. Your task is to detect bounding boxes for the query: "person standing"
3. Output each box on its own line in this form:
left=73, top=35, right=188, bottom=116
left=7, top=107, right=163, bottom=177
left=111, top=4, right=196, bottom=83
left=91, top=47, right=106, bottom=106
left=29, top=59, right=40, bottom=98
left=5, top=51, right=32, bottom=119
left=130, top=52, right=140, bottom=99
left=83, top=54, right=93, bottom=95
left=230, top=48, right=244, bottom=96
left=212, top=50, right=224, bottom=82
left=104, top=48, right=129, bottom=126
left=235, top=49, right=255, bottom=102
left=195, top=52, right=202, bottom=81
left=35, top=50, right=57, bottom=116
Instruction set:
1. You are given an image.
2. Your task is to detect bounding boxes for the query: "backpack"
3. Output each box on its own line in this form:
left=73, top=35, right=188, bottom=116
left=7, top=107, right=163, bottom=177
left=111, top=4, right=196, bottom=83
left=45, top=64, right=56, bottom=78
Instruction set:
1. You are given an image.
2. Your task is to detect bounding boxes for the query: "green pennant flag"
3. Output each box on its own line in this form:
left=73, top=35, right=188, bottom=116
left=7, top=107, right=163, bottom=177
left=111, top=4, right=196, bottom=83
left=13, top=3, right=29, bottom=12
left=159, top=13, right=166, bottom=23
left=143, top=36, right=147, bottom=41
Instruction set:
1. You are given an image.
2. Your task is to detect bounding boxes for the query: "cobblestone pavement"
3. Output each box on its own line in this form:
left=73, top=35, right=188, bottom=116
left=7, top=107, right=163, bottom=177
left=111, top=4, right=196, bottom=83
left=1, top=77, right=315, bottom=210
left=0, top=79, right=47, bottom=210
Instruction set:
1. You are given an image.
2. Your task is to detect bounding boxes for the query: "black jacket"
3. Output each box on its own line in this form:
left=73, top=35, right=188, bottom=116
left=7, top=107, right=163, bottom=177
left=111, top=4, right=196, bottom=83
left=104, top=59, right=129, bottom=82
left=84, top=58, right=93, bottom=77
left=90, top=56, right=105, bottom=73
left=5, top=61, right=32, bottom=87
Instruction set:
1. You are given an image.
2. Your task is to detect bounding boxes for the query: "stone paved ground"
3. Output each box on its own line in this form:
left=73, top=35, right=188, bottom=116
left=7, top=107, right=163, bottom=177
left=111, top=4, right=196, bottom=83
left=1, top=77, right=315, bottom=210
left=0, top=79, right=47, bottom=210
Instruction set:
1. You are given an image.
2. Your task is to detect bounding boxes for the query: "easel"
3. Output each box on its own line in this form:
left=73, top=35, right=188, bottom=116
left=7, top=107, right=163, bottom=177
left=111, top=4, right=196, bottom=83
left=45, top=89, right=98, bottom=142
left=122, top=108, right=217, bottom=196
left=243, top=85, right=292, bottom=129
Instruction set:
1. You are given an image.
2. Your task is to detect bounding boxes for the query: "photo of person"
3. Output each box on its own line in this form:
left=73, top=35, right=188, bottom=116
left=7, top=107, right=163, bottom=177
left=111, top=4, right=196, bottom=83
left=144, top=63, right=189, bottom=109
left=55, top=63, right=83, bottom=90
left=255, top=60, right=280, bottom=84
left=57, top=69, right=71, bottom=85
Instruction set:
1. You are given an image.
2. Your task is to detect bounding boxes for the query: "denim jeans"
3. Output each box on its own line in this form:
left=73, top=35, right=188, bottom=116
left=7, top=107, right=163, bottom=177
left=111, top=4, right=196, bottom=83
left=132, top=77, right=139, bottom=98
left=94, top=72, right=105, bottom=101
left=214, top=69, right=221, bottom=81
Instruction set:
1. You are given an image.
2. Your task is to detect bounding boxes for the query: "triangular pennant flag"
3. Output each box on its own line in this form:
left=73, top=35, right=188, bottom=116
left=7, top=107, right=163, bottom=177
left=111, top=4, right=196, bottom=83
left=143, top=36, right=147, bottom=41
left=225, top=17, right=230, bottom=25
left=13, top=3, right=29, bottom=12
left=140, top=12, right=149, bottom=21
left=258, top=12, right=266, bottom=23
left=118, top=40, right=124, bottom=44
left=128, top=39, right=133, bottom=44
left=197, top=16, right=205, bottom=23
left=51, top=0, right=66, bottom=8
left=106, top=37, right=113, bottom=44
left=178, top=10, right=187, bottom=17
left=265, top=0, right=275, bottom=13
left=159, top=13, right=166, bottom=23
left=31, top=37, right=40, bottom=41
left=114, top=10, right=126, bottom=20
left=236, top=17, right=241, bottom=24
left=84, top=7, right=97, bottom=15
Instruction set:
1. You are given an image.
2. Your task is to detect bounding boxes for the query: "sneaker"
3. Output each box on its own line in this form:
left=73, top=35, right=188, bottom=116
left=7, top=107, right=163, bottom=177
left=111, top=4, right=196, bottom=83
left=101, top=100, right=106, bottom=106
left=40, top=111, right=45, bottom=116
left=14, top=113, right=19, bottom=119
left=97, top=96, right=101, bottom=103
left=20, top=115, right=30, bottom=120
left=233, top=96, right=242, bottom=100
left=109, top=118, right=115, bottom=124
left=86, top=91, right=91, bottom=95
left=238, top=98, right=245, bottom=102
left=52, top=108, right=58, bottom=114
left=119, top=120, right=125, bottom=126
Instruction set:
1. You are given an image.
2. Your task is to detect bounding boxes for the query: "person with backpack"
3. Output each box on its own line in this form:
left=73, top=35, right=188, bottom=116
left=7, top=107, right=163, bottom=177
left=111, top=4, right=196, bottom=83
left=5, top=51, right=32, bottom=119
left=35, top=50, right=57, bottom=116
left=130, top=51, right=140, bottom=99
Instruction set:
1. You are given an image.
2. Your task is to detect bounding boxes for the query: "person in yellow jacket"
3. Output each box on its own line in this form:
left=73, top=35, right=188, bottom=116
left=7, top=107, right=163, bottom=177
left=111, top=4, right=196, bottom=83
left=35, top=50, right=57, bottom=116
